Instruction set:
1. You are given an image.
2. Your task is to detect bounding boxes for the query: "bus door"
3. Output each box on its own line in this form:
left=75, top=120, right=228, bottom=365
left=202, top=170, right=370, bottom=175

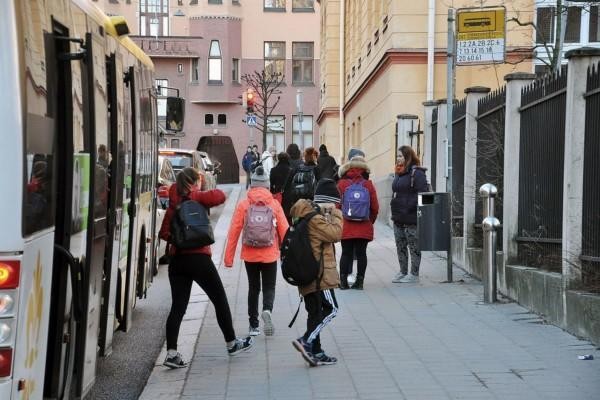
left=98, top=53, right=125, bottom=357
left=121, top=66, right=140, bottom=332
left=42, top=21, right=88, bottom=400
left=75, top=29, right=109, bottom=398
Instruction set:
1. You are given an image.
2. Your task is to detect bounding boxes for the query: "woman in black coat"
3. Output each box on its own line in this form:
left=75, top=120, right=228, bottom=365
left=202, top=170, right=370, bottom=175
left=270, top=152, right=292, bottom=204
left=390, top=145, right=429, bottom=284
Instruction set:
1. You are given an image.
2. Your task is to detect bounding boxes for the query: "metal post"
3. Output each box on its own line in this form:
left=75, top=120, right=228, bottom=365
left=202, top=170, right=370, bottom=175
left=445, top=8, right=456, bottom=283
left=296, top=89, right=304, bottom=148
left=480, top=183, right=499, bottom=303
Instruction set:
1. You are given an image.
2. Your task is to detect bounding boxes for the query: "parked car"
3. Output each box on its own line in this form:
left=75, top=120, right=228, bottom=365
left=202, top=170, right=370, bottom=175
left=198, top=151, right=219, bottom=185
left=159, top=148, right=216, bottom=190
left=156, top=155, right=177, bottom=265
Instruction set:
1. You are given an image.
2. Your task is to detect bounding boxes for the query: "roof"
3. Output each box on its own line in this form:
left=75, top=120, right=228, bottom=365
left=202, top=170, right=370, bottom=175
left=72, top=0, right=153, bottom=68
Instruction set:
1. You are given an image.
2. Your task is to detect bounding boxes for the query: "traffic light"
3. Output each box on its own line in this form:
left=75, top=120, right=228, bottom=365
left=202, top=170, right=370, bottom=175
left=246, top=89, right=255, bottom=113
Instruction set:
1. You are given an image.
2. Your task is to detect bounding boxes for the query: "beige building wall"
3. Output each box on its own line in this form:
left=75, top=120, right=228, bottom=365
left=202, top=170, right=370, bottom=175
left=318, top=0, right=535, bottom=178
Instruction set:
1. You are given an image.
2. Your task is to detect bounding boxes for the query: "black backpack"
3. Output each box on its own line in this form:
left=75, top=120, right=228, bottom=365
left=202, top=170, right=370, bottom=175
left=291, top=165, right=316, bottom=199
left=170, top=198, right=215, bottom=249
left=280, top=211, right=322, bottom=286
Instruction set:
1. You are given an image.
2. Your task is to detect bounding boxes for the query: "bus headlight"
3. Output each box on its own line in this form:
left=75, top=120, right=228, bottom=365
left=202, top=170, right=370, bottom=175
left=0, top=323, right=10, bottom=344
left=0, top=295, right=14, bottom=316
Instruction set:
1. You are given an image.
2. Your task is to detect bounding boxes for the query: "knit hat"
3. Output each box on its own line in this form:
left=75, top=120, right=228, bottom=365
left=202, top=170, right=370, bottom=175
left=347, top=147, right=365, bottom=161
left=250, top=166, right=270, bottom=188
left=319, top=144, right=327, bottom=152
left=314, top=178, right=341, bottom=204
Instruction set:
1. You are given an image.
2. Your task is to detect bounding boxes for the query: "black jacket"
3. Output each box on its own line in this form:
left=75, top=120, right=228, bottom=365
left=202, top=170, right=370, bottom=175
left=390, top=165, right=429, bottom=225
left=269, top=160, right=292, bottom=194
left=281, top=161, right=321, bottom=222
left=316, top=151, right=338, bottom=181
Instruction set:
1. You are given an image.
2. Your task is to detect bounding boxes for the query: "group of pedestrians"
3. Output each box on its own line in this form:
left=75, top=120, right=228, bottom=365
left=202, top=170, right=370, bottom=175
left=158, top=143, right=429, bottom=369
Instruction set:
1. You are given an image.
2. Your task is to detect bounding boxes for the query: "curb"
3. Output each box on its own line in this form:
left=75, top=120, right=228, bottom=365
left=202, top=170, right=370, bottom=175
left=138, top=185, right=242, bottom=400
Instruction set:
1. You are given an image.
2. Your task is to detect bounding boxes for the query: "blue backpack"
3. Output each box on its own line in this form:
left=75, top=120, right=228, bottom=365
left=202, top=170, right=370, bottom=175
left=341, top=180, right=370, bottom=221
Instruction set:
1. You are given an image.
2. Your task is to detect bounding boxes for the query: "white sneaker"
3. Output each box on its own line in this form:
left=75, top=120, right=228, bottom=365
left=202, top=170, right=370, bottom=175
left=398, top=274, right=419, bottom=283
left=248, top=326, right=261, bottom=336
left=392, top=272, right=407, bottom=283
left=261, top=310, right=274, bottom=336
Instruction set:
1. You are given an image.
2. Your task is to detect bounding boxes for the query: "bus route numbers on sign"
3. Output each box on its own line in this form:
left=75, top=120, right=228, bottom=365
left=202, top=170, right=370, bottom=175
left=456, top=7, right=506, bottom=66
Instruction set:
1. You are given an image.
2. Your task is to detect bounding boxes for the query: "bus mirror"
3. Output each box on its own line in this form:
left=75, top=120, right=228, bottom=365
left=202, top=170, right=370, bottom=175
left=166, top=97, right=185, bottom=132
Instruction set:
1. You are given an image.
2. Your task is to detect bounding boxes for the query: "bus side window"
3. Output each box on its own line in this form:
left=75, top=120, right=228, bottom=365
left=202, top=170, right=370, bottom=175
left=23, top=114, right=55, bottom=236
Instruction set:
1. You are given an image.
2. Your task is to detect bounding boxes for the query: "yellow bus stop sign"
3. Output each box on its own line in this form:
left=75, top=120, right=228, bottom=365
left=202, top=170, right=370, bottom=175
left=456, top=8, right=506, bottom=65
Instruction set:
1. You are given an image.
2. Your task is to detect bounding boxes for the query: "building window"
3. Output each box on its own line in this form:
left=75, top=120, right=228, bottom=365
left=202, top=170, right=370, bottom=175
left=292, top=115, right=313, bottom=149
left=178, top=0, right=183, bottom=5
left=591, top=6, right=600, bottom=43
left=171, top=138, right=180, bottom=148
left=292, top=42, right=313, bottom=84
left=140, top=0, right=169, bottom=36
left=564, top=7, right=581, bottom=43
left=191, top=58, right=200, bottom=82
left=177, top=63, right=183, bottom=74
left=536, top=7, right=555, bottom=44
left=264, top=41, right=286, bottom=77
left=292, top=0, right=313, bottom=11
left=232, top=58, right=240, bottom=82
left=266, top=116, right=285, bottom=152
left=208, top=0, right=222, bottom=3
left=264, top=0, right=285, bottom=11
left=208, top=40, right=222, bottom=83
left=218, top=114, right=227, bottom=126
left=205, top=114, right=214, bottom=125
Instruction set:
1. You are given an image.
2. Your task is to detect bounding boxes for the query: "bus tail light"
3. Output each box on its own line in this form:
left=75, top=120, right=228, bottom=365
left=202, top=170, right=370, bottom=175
left=0, top=294, right=14, bottom=316
left=0, top=261, right=20, bottom=289
left=0, top=348, right=12, bottom=377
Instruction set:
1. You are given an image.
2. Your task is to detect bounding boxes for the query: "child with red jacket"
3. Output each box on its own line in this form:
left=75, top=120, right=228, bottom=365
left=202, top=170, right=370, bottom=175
left=336, top=150, right=379, bottom=289
left=225, top=166, right=289, bottom=336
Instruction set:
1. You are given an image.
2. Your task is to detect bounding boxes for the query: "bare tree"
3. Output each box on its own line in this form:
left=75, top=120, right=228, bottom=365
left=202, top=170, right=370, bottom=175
left=508, top=0, right=598, bottom=72
left=241, top=70, right=285, bottom=152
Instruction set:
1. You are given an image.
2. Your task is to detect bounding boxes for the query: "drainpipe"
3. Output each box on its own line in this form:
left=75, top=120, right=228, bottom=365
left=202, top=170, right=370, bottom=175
left=427, top=0, right=436, bottom=100
left=339, top=0, right=345, bottom=162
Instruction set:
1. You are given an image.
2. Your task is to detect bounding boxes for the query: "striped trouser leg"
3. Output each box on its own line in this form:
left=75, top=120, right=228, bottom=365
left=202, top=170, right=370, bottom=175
left=306, top=289, right=338, bottom=344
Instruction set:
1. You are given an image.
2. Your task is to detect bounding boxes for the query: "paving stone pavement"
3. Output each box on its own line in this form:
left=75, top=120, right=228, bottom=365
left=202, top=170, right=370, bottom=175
left=142, top=194, right=600, bottom=400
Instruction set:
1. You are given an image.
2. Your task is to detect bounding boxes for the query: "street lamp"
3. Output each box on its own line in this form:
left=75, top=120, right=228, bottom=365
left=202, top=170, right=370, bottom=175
left=296, top=89, right=304, bottom=149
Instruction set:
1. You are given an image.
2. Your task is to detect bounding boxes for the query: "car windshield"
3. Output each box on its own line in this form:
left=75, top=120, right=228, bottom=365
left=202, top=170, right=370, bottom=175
left=165, top=155, right=192, bottom=171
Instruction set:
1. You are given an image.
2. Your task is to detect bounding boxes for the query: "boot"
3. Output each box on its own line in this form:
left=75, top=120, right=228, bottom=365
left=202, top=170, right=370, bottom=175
left=351, top=275, right=364, bottom=290
left=339, top=274, right=349, bottom=290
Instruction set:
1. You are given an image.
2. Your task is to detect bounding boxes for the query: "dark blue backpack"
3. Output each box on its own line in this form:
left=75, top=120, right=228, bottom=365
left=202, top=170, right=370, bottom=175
left=341, top=180, right=370, bottom=221
left=170, top=199, right=215, bottom=249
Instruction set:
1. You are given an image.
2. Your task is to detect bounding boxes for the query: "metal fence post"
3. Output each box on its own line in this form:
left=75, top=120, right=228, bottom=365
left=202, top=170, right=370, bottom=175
left=480, top=183, right=499, bottom=303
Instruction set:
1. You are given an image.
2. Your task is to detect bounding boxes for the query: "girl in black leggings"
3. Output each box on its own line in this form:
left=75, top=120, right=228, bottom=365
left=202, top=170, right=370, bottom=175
left=159, top=168, right=253, bottom=368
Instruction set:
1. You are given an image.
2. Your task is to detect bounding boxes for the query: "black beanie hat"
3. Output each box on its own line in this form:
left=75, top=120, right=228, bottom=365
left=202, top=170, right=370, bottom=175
left=319, top=144, right=327, bottom=152
left=314, top=178, right=340, bottom=204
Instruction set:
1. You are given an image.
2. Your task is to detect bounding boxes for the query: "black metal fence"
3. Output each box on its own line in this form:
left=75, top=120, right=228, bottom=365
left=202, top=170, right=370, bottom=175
left=430, top=108, right=438, bottom=190
left=517, top=70, right=567, bottom=271
left=474, top=87, right=506, bottom=248
left=452, top=98, right=467, bottom=237
left=582, top=62, right=600, bottom=291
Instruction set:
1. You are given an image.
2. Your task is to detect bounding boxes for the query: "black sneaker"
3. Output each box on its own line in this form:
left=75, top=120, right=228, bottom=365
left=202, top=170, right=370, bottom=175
left=163, top=352, right=188, bottom=369
left=313, top=352, right=337, bottom=366
left=228, top=336, right=254, bottom=356
left=292, top=337, right=317, bottom=367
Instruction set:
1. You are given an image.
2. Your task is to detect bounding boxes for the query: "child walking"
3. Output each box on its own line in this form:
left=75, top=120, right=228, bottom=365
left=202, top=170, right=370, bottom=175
left=290, top=179, right=343, bottom=366
left=225, top=166, right=289, bottom=336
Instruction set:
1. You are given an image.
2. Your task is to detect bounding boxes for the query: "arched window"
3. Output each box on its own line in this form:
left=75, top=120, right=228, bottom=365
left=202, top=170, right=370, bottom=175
left=208, top=40, right=222, bottom=83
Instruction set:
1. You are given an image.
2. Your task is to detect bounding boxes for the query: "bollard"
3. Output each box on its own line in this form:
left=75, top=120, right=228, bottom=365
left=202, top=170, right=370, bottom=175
left=480, top=184, right=499, bottom=303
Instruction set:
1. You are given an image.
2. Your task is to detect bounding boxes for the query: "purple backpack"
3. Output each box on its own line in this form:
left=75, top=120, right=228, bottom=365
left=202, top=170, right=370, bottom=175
left=341, top=180, right=370, bottom=221
left=242, top=201, right=275, bottom=247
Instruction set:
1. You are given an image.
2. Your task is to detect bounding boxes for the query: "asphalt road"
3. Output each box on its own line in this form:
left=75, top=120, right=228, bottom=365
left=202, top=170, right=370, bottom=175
left=86, top=189, right=230, bottom=400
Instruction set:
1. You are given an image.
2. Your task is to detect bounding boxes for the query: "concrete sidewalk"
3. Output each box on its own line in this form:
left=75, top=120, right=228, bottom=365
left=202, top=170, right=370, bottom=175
left=142, top=193, right=600, bottom=400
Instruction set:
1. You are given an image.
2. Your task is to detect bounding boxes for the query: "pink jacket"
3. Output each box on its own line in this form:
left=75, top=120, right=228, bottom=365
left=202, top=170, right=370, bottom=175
left=224, top=187, right=289, bottom=266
